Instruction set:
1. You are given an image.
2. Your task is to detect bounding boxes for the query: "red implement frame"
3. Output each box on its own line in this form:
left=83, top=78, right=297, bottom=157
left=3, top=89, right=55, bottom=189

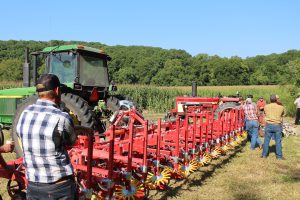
left=0, top=96, right=245, bottom=200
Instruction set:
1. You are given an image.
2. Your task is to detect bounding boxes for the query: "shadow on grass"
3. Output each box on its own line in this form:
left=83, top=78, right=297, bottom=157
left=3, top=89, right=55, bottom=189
left=276, top=162, right=300, bottom=183
left=269, top=145, right=277, bottom=155
left=147, top=141, right=252, bottom=200
left=229, top=180, right=262, bottom=200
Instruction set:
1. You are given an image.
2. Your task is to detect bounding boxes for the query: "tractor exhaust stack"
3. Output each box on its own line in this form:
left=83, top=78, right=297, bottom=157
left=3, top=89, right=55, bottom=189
left=23, top=48, right=30, bottom=87
left=32, top=52, right=39, bottom=86
left=192, top=81, right=197, bottom=97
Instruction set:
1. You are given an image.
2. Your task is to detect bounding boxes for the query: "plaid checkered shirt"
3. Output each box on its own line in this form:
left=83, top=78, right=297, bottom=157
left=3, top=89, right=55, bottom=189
left=16, top=99, right=75, bottom=183
left=243, top=103, right=258, bottom=120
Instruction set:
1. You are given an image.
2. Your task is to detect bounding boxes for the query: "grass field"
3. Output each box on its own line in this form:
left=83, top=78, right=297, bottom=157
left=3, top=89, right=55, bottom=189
left=1, top=118, right=299, bottom=200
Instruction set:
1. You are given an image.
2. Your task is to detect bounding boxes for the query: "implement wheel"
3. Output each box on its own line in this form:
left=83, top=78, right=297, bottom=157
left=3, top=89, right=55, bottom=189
left=0, top=125, right=4, bottom=146
left=7, top=180, right=24, bottom=199
left=12, top=93, right=95, bottom=158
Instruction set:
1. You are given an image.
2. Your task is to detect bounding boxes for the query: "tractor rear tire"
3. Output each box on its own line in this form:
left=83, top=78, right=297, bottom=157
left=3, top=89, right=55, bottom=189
left=12, top=93, right=95, bottom=158
left=12, top=95, right=38, bottom=158
left=60, top=93, right=95, bottom=129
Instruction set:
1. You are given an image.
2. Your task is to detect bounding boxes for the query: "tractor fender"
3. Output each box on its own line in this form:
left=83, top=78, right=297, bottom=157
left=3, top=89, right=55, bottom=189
left=214, top=102, right=241, bottom=119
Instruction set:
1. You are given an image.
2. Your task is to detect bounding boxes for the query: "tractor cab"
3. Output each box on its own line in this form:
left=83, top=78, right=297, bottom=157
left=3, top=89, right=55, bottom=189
left=42, top=45, right=111, bottom=86
left=41, top=44, right=113, bottom=102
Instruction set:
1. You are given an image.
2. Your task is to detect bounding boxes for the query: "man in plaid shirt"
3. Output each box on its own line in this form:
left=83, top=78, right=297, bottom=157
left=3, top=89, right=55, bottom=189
left=16, top=74, right=77, bottom=200
left=243, top=98, right=262, bottom=150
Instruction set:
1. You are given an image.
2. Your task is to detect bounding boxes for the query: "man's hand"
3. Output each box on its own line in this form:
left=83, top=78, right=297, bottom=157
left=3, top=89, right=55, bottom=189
left=0, top=143, right=15, bottom=153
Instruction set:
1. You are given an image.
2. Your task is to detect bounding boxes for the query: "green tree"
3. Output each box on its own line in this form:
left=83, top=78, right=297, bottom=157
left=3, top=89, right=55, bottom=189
left=282, top=59, right=300, bottom=86
left=115, top=67, right=138, bottom=84
left=0, top=59, right=23, bottom=81
left=151, top=59, right=190, bottom=86
left=1, top=40, right=300, bottom=86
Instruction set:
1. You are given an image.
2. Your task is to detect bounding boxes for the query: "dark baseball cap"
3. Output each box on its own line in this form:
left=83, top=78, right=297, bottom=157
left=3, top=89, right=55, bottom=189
left=36, top=74, right=61, bottom=92
left=270, top=94, right=277, bottom=102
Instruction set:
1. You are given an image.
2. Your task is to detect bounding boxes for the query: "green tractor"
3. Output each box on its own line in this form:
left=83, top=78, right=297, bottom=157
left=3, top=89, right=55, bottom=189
left=0, top=44, right=137, bottom=157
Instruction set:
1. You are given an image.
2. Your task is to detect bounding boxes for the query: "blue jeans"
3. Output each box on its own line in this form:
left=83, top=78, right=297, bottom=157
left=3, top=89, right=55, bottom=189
left=245, top=120, right=261, bottom=149
left=27, top=178, right=77, bottom=200
left=262, top=123, right=283, bottom=159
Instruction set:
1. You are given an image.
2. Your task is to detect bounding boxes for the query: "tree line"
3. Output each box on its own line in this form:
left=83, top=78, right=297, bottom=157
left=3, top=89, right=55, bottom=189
left=0, top=40, right=300, bottom=87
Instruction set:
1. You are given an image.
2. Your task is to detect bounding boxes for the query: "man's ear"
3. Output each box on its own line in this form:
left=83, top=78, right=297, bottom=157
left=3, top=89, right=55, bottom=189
left=54, top=87, right=60, bottom=96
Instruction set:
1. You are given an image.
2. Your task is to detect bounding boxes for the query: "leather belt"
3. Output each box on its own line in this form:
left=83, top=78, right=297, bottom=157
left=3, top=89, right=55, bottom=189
left=28, top=175, right=74, bottom=185
left=54, top=175, right=74, bottom=184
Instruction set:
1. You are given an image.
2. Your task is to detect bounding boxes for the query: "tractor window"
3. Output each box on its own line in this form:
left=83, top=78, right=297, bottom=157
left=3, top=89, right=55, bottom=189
left=80, top=55, right=109, bottom=86
left=48, top=53, right=77, bottom=83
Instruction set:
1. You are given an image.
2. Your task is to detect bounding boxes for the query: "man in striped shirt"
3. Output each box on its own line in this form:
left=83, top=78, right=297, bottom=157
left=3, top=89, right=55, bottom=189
left=243, top=98, right=262, bottom=150
left=16, top=74, right=77, bottom=200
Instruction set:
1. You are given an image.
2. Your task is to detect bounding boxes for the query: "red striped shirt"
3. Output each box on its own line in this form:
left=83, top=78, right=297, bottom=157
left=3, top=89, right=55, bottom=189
left=243, top=103, right=258, bottom=120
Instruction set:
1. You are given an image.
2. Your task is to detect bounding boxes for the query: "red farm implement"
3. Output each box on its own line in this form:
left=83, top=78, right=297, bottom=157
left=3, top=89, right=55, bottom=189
left=0, top=96, right=246, bottom=200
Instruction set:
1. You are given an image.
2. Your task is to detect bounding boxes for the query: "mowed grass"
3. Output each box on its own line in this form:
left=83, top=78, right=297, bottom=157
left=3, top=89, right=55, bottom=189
left=148, top=121, right=300, bottom=200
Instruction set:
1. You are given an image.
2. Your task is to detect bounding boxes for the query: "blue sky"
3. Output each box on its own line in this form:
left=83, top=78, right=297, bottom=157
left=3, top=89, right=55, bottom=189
left=0, top=0, right=299, bottom=58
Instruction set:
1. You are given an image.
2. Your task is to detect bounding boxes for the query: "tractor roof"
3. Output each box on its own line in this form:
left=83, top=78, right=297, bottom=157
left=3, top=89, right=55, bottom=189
left=42, top=44, right=108, bottom=55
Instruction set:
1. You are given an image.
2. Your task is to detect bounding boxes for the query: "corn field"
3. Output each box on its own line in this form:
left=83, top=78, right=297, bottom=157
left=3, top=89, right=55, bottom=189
left=0, top=82, right=298, bottom=116
left=117, top=84, right=299, bottom=116
left=0, top=81, right=22, bottom=90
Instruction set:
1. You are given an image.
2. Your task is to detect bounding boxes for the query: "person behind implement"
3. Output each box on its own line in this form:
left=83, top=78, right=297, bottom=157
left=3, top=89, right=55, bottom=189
left=261, top=94, right=285, bottom=160
left=16, top=74, right=77, bottom=199
left=294, top=93, right=300, bottom=125
left=243, top=98, right=262, bottom=150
